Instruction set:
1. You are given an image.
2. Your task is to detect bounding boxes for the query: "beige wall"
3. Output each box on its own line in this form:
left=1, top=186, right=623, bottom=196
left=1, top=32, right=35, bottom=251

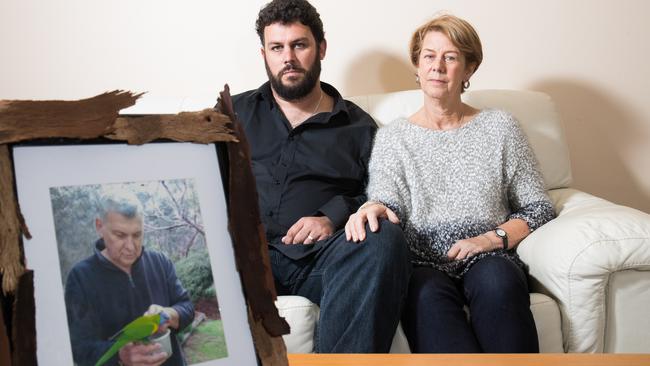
left=2, top=0, right=649, bottom=213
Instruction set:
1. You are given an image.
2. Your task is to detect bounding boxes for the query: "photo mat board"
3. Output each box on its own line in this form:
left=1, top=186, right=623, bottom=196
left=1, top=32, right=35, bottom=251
left=13, top=142, right=256, bottom=366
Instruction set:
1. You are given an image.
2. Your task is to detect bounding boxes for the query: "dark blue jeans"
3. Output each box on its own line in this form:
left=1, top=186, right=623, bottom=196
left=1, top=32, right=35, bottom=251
left=269, top=221, right=411, bottom=353
left=402, top=256, right=539, bottom=353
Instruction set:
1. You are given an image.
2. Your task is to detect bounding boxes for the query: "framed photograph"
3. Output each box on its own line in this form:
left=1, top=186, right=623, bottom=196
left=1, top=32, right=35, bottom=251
left=12, top=141, right=257, bottom=366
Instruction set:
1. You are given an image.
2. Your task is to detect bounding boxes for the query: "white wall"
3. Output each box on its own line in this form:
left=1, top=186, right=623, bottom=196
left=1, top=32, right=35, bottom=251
left=2, top=0, right=649, bottom=213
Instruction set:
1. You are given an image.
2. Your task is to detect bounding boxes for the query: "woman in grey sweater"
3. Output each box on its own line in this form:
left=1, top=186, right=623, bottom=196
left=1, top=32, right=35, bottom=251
left=345, top=14, right=556, bottom=353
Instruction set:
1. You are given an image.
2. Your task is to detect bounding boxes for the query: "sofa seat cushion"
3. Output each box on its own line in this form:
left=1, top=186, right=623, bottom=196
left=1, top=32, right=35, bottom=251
left=275, top=295, right=320, bottom=353
left=275, top=292, right=562, bottom=353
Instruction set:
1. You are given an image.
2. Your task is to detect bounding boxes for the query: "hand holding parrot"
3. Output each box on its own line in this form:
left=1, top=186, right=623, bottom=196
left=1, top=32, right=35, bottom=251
left=94, top=310, right=171, bottom=366
left=144, top=304, right=180, bottom=334
left=118, top=342, right=168, bottom=366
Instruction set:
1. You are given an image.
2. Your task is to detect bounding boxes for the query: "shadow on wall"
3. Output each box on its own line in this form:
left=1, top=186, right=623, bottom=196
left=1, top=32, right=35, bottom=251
left=529, top=79, right=650, bottom=213
left=342, top=50, right=416, bottom=96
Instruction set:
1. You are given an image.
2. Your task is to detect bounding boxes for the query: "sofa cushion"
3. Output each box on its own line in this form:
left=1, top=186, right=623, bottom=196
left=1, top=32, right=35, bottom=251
left=276, top=292, right=563, bottom=353
left=530, top=293, right=564, bottom=353
left=275, top=295, right=320, bottom=353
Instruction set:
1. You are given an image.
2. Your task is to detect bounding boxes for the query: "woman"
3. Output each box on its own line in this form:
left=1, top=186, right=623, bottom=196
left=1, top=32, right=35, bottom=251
left=345, top=14, right=556, bottom=353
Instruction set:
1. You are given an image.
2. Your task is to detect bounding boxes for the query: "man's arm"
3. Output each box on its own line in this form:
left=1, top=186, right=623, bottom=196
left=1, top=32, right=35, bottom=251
left=283, top=105, right=376, bottom=245
left=65, top=268, right=115, bottom=365
left=151, top=255, right=194, bottom=332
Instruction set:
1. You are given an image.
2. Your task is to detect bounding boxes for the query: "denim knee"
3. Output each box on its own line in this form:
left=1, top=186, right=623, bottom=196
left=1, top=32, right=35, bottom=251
left=362, top=220, right=410, bottom=269
left=463, top=256, right=529, bottom=305
left=409, top=267, right=459, bottom=304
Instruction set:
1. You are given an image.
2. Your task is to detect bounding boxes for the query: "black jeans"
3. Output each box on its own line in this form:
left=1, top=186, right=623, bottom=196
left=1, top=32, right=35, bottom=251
left=403, top=255, right=539, bottom=353
left=269, top=221, right=411, bottom=353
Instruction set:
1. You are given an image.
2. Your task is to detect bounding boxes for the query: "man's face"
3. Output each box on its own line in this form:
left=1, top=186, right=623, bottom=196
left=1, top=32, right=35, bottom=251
left=96, top=211, right=143, bottom=273
left=262, top=21, right=325, bottom=101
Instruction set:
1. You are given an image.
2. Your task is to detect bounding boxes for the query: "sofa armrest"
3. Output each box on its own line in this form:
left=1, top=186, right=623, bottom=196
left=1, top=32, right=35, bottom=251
left=517, top=188, right=650, bottom=353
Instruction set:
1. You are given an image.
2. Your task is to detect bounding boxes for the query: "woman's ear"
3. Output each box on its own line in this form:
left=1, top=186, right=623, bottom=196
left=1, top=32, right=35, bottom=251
left=465, top=62, right=477, bottom=80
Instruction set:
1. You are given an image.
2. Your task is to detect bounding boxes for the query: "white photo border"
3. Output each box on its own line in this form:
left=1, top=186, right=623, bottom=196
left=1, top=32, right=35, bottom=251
left=13, top=142, right=257, bottom=366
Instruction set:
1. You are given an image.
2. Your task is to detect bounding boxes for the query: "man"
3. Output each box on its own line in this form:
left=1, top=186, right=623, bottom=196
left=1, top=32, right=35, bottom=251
left=230, top=0, right=411, bottom=353
left=64, top=189, right=194, bottom=366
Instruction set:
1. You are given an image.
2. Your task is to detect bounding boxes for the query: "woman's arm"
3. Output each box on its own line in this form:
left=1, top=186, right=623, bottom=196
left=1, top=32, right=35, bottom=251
left=449, top=114, right=555, bottom=261
left=447, top=218, right=531, bottom=260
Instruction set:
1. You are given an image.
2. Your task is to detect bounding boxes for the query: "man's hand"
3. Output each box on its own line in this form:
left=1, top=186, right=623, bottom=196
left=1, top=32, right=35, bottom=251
left=118, top=342, right=168, bottom=366
left=282, top=216, right=334, bottom=244
left=345, top=202, right=400, bottom=243
left=145, top=304, right=179, bottom=332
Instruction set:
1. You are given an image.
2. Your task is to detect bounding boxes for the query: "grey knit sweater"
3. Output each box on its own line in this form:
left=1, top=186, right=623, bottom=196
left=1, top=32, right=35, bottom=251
left=367, top=109, right=556, bottom=277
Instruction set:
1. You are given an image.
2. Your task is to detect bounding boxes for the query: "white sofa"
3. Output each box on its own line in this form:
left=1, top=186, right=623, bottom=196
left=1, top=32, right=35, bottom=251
left=275, top=89, right=650, bottom=353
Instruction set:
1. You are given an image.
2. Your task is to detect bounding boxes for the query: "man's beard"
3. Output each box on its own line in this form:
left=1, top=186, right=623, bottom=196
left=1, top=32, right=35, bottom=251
left=266, top=56, right=321, bottom=101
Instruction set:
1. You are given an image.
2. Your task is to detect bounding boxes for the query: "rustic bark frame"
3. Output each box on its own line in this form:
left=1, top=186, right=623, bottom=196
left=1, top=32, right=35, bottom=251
left=0, top=86, right=289, bottom=366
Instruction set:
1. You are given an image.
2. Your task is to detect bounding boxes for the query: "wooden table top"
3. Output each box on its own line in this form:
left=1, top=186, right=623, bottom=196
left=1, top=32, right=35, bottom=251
left=287, top=353, right=650, bottom=366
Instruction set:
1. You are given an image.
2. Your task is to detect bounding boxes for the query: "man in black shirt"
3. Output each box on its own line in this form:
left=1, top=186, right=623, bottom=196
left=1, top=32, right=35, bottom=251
left=231, top=0, right=410, bottom=352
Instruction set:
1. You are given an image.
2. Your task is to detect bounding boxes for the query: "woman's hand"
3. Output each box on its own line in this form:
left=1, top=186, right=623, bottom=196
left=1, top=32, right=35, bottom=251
left=345, top=202, right=400, bottom=242
left=447, top=233, right=500, bottom=261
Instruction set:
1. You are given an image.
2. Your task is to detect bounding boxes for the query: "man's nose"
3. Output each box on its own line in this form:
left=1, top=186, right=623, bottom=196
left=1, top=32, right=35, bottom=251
left=124, top=236, right=136, bottom=250
left=282, top=47, right=297, bottom=64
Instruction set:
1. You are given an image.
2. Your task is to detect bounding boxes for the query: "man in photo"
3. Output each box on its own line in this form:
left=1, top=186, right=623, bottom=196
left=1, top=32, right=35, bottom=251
left=64, top=188, right=194, bottom=366
left=229, top=0, right=411, bottom=352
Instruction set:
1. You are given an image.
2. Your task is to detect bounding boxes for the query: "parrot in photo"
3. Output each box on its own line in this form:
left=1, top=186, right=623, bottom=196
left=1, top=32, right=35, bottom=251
left=94, top=311, right=170, bottom=366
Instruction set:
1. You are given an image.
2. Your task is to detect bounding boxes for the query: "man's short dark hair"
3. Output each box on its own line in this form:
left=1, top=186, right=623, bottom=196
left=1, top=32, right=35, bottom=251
left=255, top=0, right=325, bottom=46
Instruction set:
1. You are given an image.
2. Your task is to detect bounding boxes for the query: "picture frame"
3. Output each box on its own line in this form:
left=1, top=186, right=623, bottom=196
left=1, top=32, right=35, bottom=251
left=0, top=88, right=289, bottom=366
left=13, top=141, right=256, bottom=366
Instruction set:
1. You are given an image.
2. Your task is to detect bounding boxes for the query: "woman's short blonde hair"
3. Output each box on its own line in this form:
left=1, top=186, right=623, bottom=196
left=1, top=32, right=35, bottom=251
left=409, top=14, right=483, bottom=73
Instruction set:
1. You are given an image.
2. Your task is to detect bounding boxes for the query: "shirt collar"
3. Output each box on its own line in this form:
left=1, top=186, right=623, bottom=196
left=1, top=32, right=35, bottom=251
left=253, top=81, right=351, bottom=123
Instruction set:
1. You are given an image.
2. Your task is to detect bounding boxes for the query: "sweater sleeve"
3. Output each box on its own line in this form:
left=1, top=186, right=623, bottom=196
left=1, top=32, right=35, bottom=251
left=366, top=123, right=411, bottom=221
left=502, top=115, right=556, bottom=231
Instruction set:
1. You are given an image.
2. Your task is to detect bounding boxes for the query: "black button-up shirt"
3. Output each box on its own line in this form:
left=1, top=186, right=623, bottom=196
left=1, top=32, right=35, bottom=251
left=232, top=81, right=377, bottom=248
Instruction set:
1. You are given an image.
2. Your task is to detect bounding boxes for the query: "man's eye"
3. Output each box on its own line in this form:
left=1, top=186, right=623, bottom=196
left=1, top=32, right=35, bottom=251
left=270, top=45, right=282, bottom=52
left=294, top=43, right=306, bottom=49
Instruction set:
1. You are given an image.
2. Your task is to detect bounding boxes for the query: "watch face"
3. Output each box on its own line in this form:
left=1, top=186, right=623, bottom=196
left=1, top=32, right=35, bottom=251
left=495, top=228, right=507, bottom=237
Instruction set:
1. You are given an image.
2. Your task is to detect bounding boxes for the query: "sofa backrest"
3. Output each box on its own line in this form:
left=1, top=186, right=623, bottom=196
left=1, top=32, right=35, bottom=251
left=348, top=89, right=572, bottom=190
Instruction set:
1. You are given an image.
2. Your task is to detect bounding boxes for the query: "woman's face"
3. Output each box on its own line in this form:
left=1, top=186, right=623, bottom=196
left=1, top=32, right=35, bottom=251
left=416, top=31, right=473, bottom=101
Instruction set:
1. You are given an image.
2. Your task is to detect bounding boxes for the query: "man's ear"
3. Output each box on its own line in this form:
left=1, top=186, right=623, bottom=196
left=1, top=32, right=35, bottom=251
left=319, top=39, right=327, bottom=60
left=260, top=46, right=266, bottom=59
left=95, top=218, right=103, bottom=234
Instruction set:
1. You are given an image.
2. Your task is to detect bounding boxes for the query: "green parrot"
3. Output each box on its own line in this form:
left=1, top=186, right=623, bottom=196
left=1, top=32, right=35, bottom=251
left=94, top=311, right=170, bottom=366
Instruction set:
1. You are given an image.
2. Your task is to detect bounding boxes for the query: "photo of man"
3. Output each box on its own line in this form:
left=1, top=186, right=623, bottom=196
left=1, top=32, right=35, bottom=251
left=52, top=180, right=227, bottom=366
